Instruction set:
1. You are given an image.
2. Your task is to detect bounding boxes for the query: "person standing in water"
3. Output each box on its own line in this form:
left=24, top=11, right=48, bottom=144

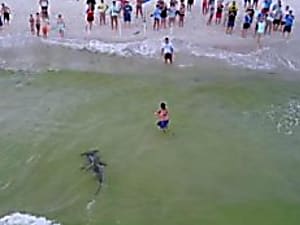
left=161, top=37, right=174, bottom=64
left=154, top=102, right=170, bottom=132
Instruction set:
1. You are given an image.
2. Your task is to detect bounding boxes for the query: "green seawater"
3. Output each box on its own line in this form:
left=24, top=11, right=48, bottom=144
left=0, top=66, right=300, bottom=225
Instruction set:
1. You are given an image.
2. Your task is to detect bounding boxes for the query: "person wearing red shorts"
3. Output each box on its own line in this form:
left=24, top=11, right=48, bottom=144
left=215, top=1, right=224, bottom=24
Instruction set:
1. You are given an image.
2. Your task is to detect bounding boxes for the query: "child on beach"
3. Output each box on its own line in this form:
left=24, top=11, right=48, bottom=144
left=151, top=5, right=161, bottom=31
left=35, top=12, right=41, bottom=36
left=29, top=14, right=35, bottom=35
left=154, top=102, right=170, bottom=132
left=97, top=0, right=108, bottom=25
left=123, top=1, right=133, bottom=28
left=161, top=37, right=174, bottom=64
left=42, top=18, right=50, bottom=38
left=57, top=14, right=65, bottom=38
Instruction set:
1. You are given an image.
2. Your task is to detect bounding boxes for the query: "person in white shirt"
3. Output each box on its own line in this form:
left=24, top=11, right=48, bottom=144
left=161, top=37, right=174, bottom=64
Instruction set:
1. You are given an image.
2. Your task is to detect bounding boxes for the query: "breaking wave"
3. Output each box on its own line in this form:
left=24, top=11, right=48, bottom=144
left=0, top=34, right=300, bottom=72
left=0, top=212, right=60, bottom=225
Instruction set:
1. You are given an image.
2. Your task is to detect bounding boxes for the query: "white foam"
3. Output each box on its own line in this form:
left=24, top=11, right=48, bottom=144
left=0, top=213, right=60, bottom=225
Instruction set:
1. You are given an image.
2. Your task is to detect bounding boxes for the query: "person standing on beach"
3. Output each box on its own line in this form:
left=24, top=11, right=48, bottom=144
left=86, top=4, right=94, bottom=33
left=265, top=11, right=274, bottom=35
left=225, top=1, right=238, bottom=34
left=136, top=0, right=143, bottom=19
left=39, top=0, right=49, bottom=19
left=241, top=11, right=251, bottom=37
left=98, top=0, right=108, bottom=25
left=57, top=14, right=65, bottom=38
left=168, top=2, right=177, bottom=28
left=256, top=17, right=266, bottom=48
left=160, top=3, right=168, bottom=29
left=178, top=0, right=185, bottom=27
left=283, top=10, right=295, bottom=38
left=252, top=0, right=259, bottom=9
left=151, top=4, right=161, bottom=31
left=0, top=10, right=3, bottom=29
left=223, top=2, right=229, bottom=26
left=207, top=4, right=215, bottom=25
left=109, top=1, right=120, bottom=31
left=187, top=0, right=194, bottom=12
left=202, top=0, right=209, bottom=15
left=280, top=5, right=289, bottom=32
left=215, top=1, right=224, bottom=24
left=272, top=5, right=283, bottom=31
left=29, top=14, right=35, bottom=35
left=1, top=3, right=11, bottom=25
left=123, top=0, right=133, bottom=28
left=35, top=12, right=41, bottom=36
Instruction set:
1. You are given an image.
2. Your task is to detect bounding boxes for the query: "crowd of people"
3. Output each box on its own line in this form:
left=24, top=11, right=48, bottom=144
left=0, top=0, right=297, bottom=63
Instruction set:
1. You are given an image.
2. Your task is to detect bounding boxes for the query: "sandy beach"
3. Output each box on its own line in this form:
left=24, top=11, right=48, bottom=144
left=0, top=0, right=300, bottom=72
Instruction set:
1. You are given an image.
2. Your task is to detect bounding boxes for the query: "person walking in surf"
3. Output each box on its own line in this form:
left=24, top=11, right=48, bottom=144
left=154, top=102, right=170, bottom=132
left=161, top=37, right=174, bottom=64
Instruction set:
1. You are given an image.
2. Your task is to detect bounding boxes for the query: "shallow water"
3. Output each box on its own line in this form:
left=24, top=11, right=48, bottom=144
left=0, top=68, right=300, bottom=225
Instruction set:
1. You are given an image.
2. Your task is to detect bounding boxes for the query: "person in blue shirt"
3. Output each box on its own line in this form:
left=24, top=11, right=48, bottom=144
left=151, top=5, right=161, bottom=30
left=123, top=1, right=133, bottom=27
left=283, top=10, right=295, bottom=38
left=262, top=0, right=272, bottom=14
